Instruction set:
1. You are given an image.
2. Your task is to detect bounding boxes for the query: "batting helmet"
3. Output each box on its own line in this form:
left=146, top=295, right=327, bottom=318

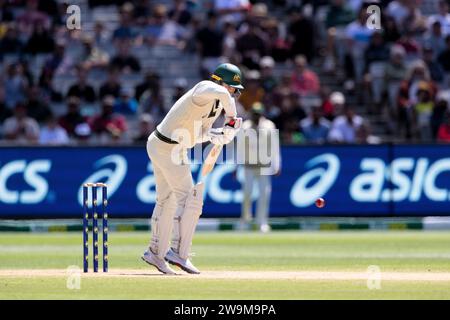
left=211, top=63, right=244, bottom=90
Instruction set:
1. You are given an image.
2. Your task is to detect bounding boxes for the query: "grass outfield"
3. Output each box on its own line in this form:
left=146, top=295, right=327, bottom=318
left=0, top=231, right=449, bottom=299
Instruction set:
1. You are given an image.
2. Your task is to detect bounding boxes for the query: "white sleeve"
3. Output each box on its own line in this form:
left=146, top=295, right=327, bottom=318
left=192, top=81, right=237, bottom=118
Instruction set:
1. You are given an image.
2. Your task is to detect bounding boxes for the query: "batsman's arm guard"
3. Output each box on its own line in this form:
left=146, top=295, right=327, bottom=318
left=171, top=182, right=204, bottom=259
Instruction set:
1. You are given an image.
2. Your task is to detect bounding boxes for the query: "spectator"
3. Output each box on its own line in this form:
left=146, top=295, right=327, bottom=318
left=325, top=0, right=355, bottom=30
left=156, top=7, right=188, bottom=48
left=58, top=96, right=90, bottom=138
left=437, top=35, right=450, bottom=83
left=364, top=32, right=390, bottom=68
left=271, top=72, right=293, bottom=106
left=288, top=92, right=306, bottom=122
left=328, top=105, right=364, bottom=143
left=281, top=117, right=304, bottom=144
left=168, top=0, right=192, bottom=28
left=3, top=103, right=40, bottom=143
left=273, top=93, right=306, bottom=133
left=39, top=113, right=70, bottom=145
left=431, top=92, right=449, bottom=140
left=18, top=60, right=35, bottom=88
left=172, top=77, right=188, bottom=104
left=329, top=91, right=346, bottom=119
left=238, top=70, right=265, bottom=111
left=437, top=112, right=450, bottom=142
left=90, top=95, right=128, bottom=142
left=138, top=86, right=165, bottom=121
left=290, top=55, right=320, bottom=97
left=38, top=68, right=63, bottom=102
left=0, top=23, right=23, bottom=56
left=112, top=2, right=139, bottom=42
left=386, top=0, right=410, bottom=29
left=144, top=4, right=169, bottom=46
left=355, top=122, right=381, bottom=144
left=93, top=22, right=109, bottom=49
left=364, top=32, right=390, bottom=111
left=80, top=35, right=110, bottom=71
left=263, top=17, right=290, bottom=62
left=235, top=22, right=268, bottom=70
left=133, top=0, right=153, bottom=26
left=423, top=46, right=445, bottom=84
left=402, top=5, right=427, bottom=35
left=195, top=11, right=225, bottom=79
left=0, top=1, right=14, bottom=22
left=135, top=71, right=161, bottom=101
left=427, top=0, right=450, bottom=36
left=4, top=63, right=28, bottom=109
left=37, top=0, right=59, bottom=27
left=422, top=21, right=446, bottom=60
left=287, top=6, right=314, bottom=62
left=137, top=74, right=165, bottom=120
left=385, top=45, right=407, bottom=112
left=383, top=15, right=401, bottom=43
left=259, top=56, right=278, bottom=95
left=110, top=40, right=141, bottom=73
left=300, top=106, right=331, bottom=144
left=66, top=65, right=96, bottom=103
left=222, top=21, right=238, bottom=59
left=246, top=2, right=269, bottom=28
left=25, top=86, right=52, bottom=123
left=44, top=40, right=76, bottom=76
left=16, top=0, right=50, bottom=39
left=397, top=60, right=437, bottom=139
left=412, top=83, right=434, bottom=141
left=323, top=0, right=355, bottom=72
left=24, top=23, right=55, bottom=55
left=99, top=68, right=122, bottom=99
left=396, top=29, right=422, bottom=62
left=0, top=86, right=12, bottom=123
left=344, top=7, right=375, bottom=84
left=320, top=87, right=335, bottom=121
left=134, top=113, right=156, bottom=142
left=214, top=0, right=250, bottom=25
left=114, top=88, right=139, bottom=115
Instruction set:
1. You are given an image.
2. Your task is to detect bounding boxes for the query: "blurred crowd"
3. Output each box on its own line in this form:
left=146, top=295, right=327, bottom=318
left=1, top=0, right=450, bottom=145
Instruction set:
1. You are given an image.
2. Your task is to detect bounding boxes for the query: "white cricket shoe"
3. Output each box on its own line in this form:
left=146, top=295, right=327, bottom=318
left=165, top=248, right=200, bottom=274
left=141, top=249, right=177, bottom=275
left=259, top=223, right=271, bottom=233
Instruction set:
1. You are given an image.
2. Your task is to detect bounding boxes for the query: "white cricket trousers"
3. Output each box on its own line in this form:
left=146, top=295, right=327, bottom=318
left=146, top=132, right=193, bottom=257
left=241, top=166, right=271, bottom=226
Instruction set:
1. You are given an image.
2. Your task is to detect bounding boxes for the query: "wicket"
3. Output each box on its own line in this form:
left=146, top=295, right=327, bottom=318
left=83, top=183, right=108, bottom=273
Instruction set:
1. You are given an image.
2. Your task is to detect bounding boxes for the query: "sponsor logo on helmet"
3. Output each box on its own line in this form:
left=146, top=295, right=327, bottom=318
left=233, top=74, right=241, bottom=83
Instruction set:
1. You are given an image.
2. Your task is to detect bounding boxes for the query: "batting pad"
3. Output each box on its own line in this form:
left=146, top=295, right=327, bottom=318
left=171, top=182, right=204, bottom=259
left=150, top=197, right=178, bottom=259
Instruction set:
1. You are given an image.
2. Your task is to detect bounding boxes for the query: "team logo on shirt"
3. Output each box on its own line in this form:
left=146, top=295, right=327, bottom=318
left=207, top=99, right=220, bottom=118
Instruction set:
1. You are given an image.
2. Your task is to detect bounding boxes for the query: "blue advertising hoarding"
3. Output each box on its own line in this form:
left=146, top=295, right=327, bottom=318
left=0, top=144, right=449, bottom=218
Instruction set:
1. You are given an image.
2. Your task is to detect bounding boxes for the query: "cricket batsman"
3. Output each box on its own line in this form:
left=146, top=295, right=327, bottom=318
left=142, top=63, right=244, bottom=274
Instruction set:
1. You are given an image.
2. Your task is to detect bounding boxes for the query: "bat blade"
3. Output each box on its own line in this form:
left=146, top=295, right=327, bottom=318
left=201, top=144, right=223, bottom=177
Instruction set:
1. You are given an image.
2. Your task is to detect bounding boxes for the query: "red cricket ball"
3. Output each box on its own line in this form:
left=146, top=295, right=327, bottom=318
left=316, top=198, right=325, bottom=208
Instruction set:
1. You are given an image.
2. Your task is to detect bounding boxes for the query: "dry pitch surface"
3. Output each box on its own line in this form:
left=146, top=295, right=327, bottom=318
left=1, top=269, right=450, bottom=281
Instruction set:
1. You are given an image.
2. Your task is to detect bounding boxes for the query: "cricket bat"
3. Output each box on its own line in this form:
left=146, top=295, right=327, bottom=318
left=201, top=144, right=223, bottom=177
